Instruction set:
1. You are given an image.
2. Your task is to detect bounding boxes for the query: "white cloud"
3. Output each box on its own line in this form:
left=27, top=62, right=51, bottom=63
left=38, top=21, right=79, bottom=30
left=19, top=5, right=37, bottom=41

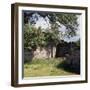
left=29, top=13, right=51, bottom=29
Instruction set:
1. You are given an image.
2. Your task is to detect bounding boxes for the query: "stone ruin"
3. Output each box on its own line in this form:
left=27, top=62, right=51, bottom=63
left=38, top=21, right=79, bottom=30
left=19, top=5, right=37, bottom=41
left=24, top=46, right=56, bottom=62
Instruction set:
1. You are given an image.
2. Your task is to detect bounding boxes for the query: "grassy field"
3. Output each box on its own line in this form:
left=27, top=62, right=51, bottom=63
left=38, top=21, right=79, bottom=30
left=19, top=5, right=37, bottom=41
left=24, top=58, right=78, bottom=77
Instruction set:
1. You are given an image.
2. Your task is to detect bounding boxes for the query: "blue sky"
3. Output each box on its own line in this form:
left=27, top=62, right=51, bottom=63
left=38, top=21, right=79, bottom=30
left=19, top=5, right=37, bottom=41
left=29, top=13, right=80, bottom=42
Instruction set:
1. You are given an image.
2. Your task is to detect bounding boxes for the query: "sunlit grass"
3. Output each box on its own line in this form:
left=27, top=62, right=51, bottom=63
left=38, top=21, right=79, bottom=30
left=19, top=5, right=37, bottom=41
left=24, top=58, right=78, bottom=77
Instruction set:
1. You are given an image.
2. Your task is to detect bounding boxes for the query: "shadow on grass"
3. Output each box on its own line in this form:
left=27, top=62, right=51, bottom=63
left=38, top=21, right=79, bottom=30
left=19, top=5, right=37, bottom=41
left=56, top=61, right=80, bottom=74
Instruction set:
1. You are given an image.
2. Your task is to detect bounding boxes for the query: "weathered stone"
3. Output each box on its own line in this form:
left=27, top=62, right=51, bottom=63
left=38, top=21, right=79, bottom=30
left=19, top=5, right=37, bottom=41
left=24, top=46, right=56, bottom=61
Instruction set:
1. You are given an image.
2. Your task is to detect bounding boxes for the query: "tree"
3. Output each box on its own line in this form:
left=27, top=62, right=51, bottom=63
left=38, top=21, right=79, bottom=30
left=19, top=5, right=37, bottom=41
left=24, top=12, right=79, bottom=38
left=24, top=24, right=39, bottom=50
left=24, top=24, right=47, bottom=50
left=24, top=11, right=80, bottom=58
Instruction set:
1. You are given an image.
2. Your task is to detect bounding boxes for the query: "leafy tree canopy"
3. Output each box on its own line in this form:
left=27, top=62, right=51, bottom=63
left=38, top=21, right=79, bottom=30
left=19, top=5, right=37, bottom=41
left=24, top=11, right=80, bottom=50
left=24, top=11, right=80, bottom=37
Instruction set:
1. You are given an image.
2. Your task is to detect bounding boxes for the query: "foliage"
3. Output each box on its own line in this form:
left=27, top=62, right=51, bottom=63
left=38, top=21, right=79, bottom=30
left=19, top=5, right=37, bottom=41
left=24, top=24, right=46, bottom=50
left=24, top=24, right=60, bottom=50
left=75, top=39, right=80, bottom=47
left=24, top=12, right=79, bottom=38
left=24, top=12, right=80, bottom=50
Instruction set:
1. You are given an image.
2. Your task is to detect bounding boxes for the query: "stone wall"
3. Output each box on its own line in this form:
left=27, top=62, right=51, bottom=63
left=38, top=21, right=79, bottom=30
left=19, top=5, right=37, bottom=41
left=24, top=46, right=56, bottom=61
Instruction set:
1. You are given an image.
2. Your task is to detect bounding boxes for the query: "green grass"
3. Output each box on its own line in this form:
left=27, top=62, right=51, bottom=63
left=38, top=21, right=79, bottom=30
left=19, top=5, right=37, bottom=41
left=24, top=58, right=78, bottom=77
